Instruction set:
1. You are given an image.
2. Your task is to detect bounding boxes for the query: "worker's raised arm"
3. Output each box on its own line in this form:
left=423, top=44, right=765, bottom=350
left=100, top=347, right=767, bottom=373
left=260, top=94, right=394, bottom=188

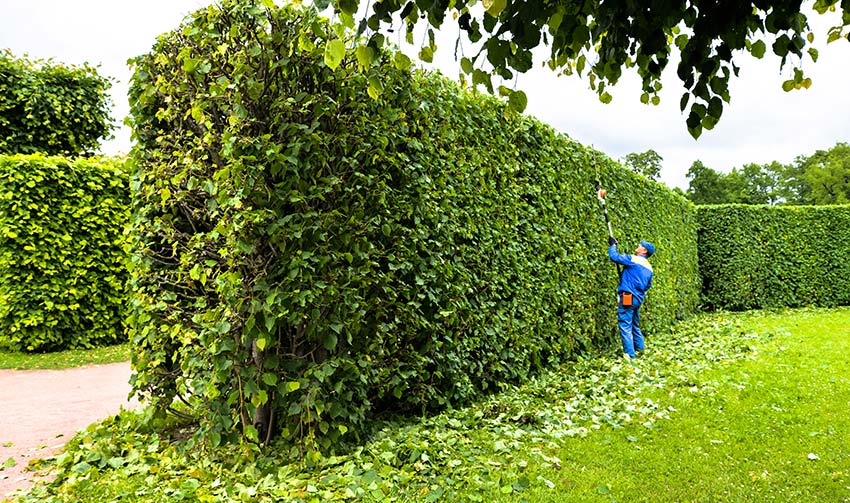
left=608, top=244, right=633, bottom=266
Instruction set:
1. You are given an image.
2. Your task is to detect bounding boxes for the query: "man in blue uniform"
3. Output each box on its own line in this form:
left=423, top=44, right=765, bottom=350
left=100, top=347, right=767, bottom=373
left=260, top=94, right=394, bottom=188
left=608, top=237, right=655, bottom=359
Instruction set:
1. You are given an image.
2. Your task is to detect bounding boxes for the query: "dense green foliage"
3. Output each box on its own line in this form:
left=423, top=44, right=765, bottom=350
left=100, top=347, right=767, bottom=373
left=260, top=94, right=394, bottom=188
left=126, top=1, right=698, bottom=448
left=686, top=160, right=784, bottom=205
left=790, top=142, right=850, bottom=204
left=685, top=142, right=850, bottom=205
left=21, top=308, right=850, bottom=503
left=0, top=50, right=113, bottom=156
left=622, top=149, right=662, bottom=181
left=698, top=204, right=850, bottom=310
left=0, top=155, right=129, bottom=352
left=329, top=0, right=850, bottom=138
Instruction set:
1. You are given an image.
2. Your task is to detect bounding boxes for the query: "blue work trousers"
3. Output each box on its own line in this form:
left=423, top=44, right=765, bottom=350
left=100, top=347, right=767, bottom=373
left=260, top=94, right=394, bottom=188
left=617, top=303, right=645, bottom=359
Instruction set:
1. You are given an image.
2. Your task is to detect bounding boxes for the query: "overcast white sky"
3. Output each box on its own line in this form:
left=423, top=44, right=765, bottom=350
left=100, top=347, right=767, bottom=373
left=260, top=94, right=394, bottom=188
left=2, top=0, right=848, bottom=189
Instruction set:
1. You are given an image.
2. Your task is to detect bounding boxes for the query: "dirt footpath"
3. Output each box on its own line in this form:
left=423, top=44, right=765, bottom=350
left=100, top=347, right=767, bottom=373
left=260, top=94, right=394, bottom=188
left=0, top=362, right=139, bottom=499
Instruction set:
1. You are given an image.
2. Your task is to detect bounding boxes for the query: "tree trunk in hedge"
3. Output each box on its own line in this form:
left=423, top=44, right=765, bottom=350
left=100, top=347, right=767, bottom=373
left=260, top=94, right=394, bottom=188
left=252, top=339, right=272, bottom=444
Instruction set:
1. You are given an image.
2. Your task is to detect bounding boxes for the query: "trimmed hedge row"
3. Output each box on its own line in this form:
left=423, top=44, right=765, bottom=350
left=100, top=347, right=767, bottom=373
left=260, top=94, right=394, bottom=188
left=0, top=154, right=129, bottom=351
left=126, top=1, right=699, bottom=447
left=698, top=204, right=850, bottom=310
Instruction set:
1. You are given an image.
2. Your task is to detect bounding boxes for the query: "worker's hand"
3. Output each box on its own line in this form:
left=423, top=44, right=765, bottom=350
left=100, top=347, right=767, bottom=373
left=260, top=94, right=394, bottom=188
left=597, top=189, right=607, bottom=200
left=609, top=236, right=618, bottom=246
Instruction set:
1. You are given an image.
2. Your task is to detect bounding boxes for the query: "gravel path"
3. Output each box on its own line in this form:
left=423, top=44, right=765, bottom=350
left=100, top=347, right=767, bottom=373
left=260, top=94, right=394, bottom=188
left=0, top=362, right=139, bottom=499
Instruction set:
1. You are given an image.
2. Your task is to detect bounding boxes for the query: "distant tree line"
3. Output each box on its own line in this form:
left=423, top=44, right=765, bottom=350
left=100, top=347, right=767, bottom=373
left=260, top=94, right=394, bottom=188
left=685, top=142, right=850, bottom=205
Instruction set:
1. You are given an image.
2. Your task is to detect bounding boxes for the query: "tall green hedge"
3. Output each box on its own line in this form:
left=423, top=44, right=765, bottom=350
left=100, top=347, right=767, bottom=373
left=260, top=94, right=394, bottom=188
left=0, top=50, right=113, bottom=156
left=127, top=0, right=698, bottom=448
left=0, top=155, right=129, bottom=351
left=698, top=204, right=850, bottom=310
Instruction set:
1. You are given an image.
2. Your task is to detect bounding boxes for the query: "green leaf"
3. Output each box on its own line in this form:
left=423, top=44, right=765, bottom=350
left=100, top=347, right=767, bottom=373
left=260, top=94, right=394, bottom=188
left=393, top=51, right=412, bottom=71
left=367, top=75, right=384, bottom=99
left=687, top=110, right=703, bottom=139
left=772, top=35, right=790, bottom=57
left=472, top=69, right=493, bottom=92
left=425, top=487, right=445, bottom=502
left=807, top=47, right=819, bottom=62
left=482, top=0, right=507, bottom=17
left=324, top=39, right=346, bottom=70
left=419, top=46, right=434, bottom=63
left=576, top=55, right=586, bottom=76
left=356, top=45, right=376, bottom=68
left=252, top=389, right=268, bottom=406
left=191, top=105, right=205, bottom=123
left=322, top=332, right=338, bottom=351
left=513, top=476, right=530, bottom=490
left=262, top=373, right=278, bottom=386
left=460, top=57, right=473, bottom=74
left=750, top=40, right=767, bottom=59
left=680, top=92, right=689, bottom=112
left=339, top=12, right=355, bottom=29
left=71, top=461, right=91, bottom=473
left=183, top=57, right=199, bottom=73
left=338, top=0, right=358, bottom=14
left=508, top=89, right=528, bottom=113
left=107, top=456, right=125, bottom=468
left=285, top=381, right=301, bottom=393
left=572, top=24, right=590, bottom=47
left=708, top=97, right=723, bottom=119
left=243, top=425, right=259, bottom=442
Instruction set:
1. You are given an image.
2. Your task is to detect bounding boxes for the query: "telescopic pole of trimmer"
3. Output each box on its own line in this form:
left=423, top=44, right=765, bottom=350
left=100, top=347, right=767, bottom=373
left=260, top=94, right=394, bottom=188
left=595, top=180, right=622, bottom=278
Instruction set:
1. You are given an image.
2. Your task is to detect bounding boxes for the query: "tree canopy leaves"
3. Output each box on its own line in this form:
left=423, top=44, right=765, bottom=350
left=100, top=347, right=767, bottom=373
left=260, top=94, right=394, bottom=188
left=330, top=0, right=850, bottom=138
left=0, top=50, right=113, bottom=156
left=797, top=142, right=850, bottom=204
left=687, top=160, right=784, bottom=205
left=622, top=149, right=663, bottom=181
left=685, top=142, right=850, bottom=205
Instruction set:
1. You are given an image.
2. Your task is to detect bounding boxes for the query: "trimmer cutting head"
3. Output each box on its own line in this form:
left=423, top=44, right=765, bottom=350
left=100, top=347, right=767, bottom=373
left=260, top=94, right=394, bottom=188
left=594, top=180, right=608, bottom=201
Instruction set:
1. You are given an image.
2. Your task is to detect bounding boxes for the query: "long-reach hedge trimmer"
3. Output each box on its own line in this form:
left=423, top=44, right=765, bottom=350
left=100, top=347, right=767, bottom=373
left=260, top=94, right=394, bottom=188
left=595, top=180, right=614, bottom=241
left=595, top=179, right=623, bottom=279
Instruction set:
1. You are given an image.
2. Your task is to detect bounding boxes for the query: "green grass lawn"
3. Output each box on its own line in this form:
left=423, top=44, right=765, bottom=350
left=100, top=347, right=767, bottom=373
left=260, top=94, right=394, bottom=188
left=11, top=308, right=850, bottom=503
left=0, top=343, right=130, bottom=370
left=482, top=308, right=850, bottom=502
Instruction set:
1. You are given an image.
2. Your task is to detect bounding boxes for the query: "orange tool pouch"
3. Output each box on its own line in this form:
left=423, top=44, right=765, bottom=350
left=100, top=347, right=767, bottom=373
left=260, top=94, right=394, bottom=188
left=620, top=292, right=633, bottom=307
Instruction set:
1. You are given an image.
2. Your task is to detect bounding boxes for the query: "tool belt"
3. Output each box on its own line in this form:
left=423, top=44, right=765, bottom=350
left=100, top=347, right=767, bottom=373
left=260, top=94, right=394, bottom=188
left=619, top=291, right=633, bottom=307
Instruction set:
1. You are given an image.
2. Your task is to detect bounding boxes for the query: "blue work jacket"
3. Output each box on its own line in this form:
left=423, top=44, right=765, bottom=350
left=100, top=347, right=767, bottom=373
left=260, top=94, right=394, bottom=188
left=608, top=245, right=653, bottom=305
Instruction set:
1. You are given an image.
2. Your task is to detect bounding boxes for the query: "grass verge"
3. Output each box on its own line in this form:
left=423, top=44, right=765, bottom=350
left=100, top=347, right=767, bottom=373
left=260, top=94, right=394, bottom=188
left=8, top=308, right=850, bottom=502
left=485, top=307, right=850, bottom=502
left=0, top=344, right=130, bottom=370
